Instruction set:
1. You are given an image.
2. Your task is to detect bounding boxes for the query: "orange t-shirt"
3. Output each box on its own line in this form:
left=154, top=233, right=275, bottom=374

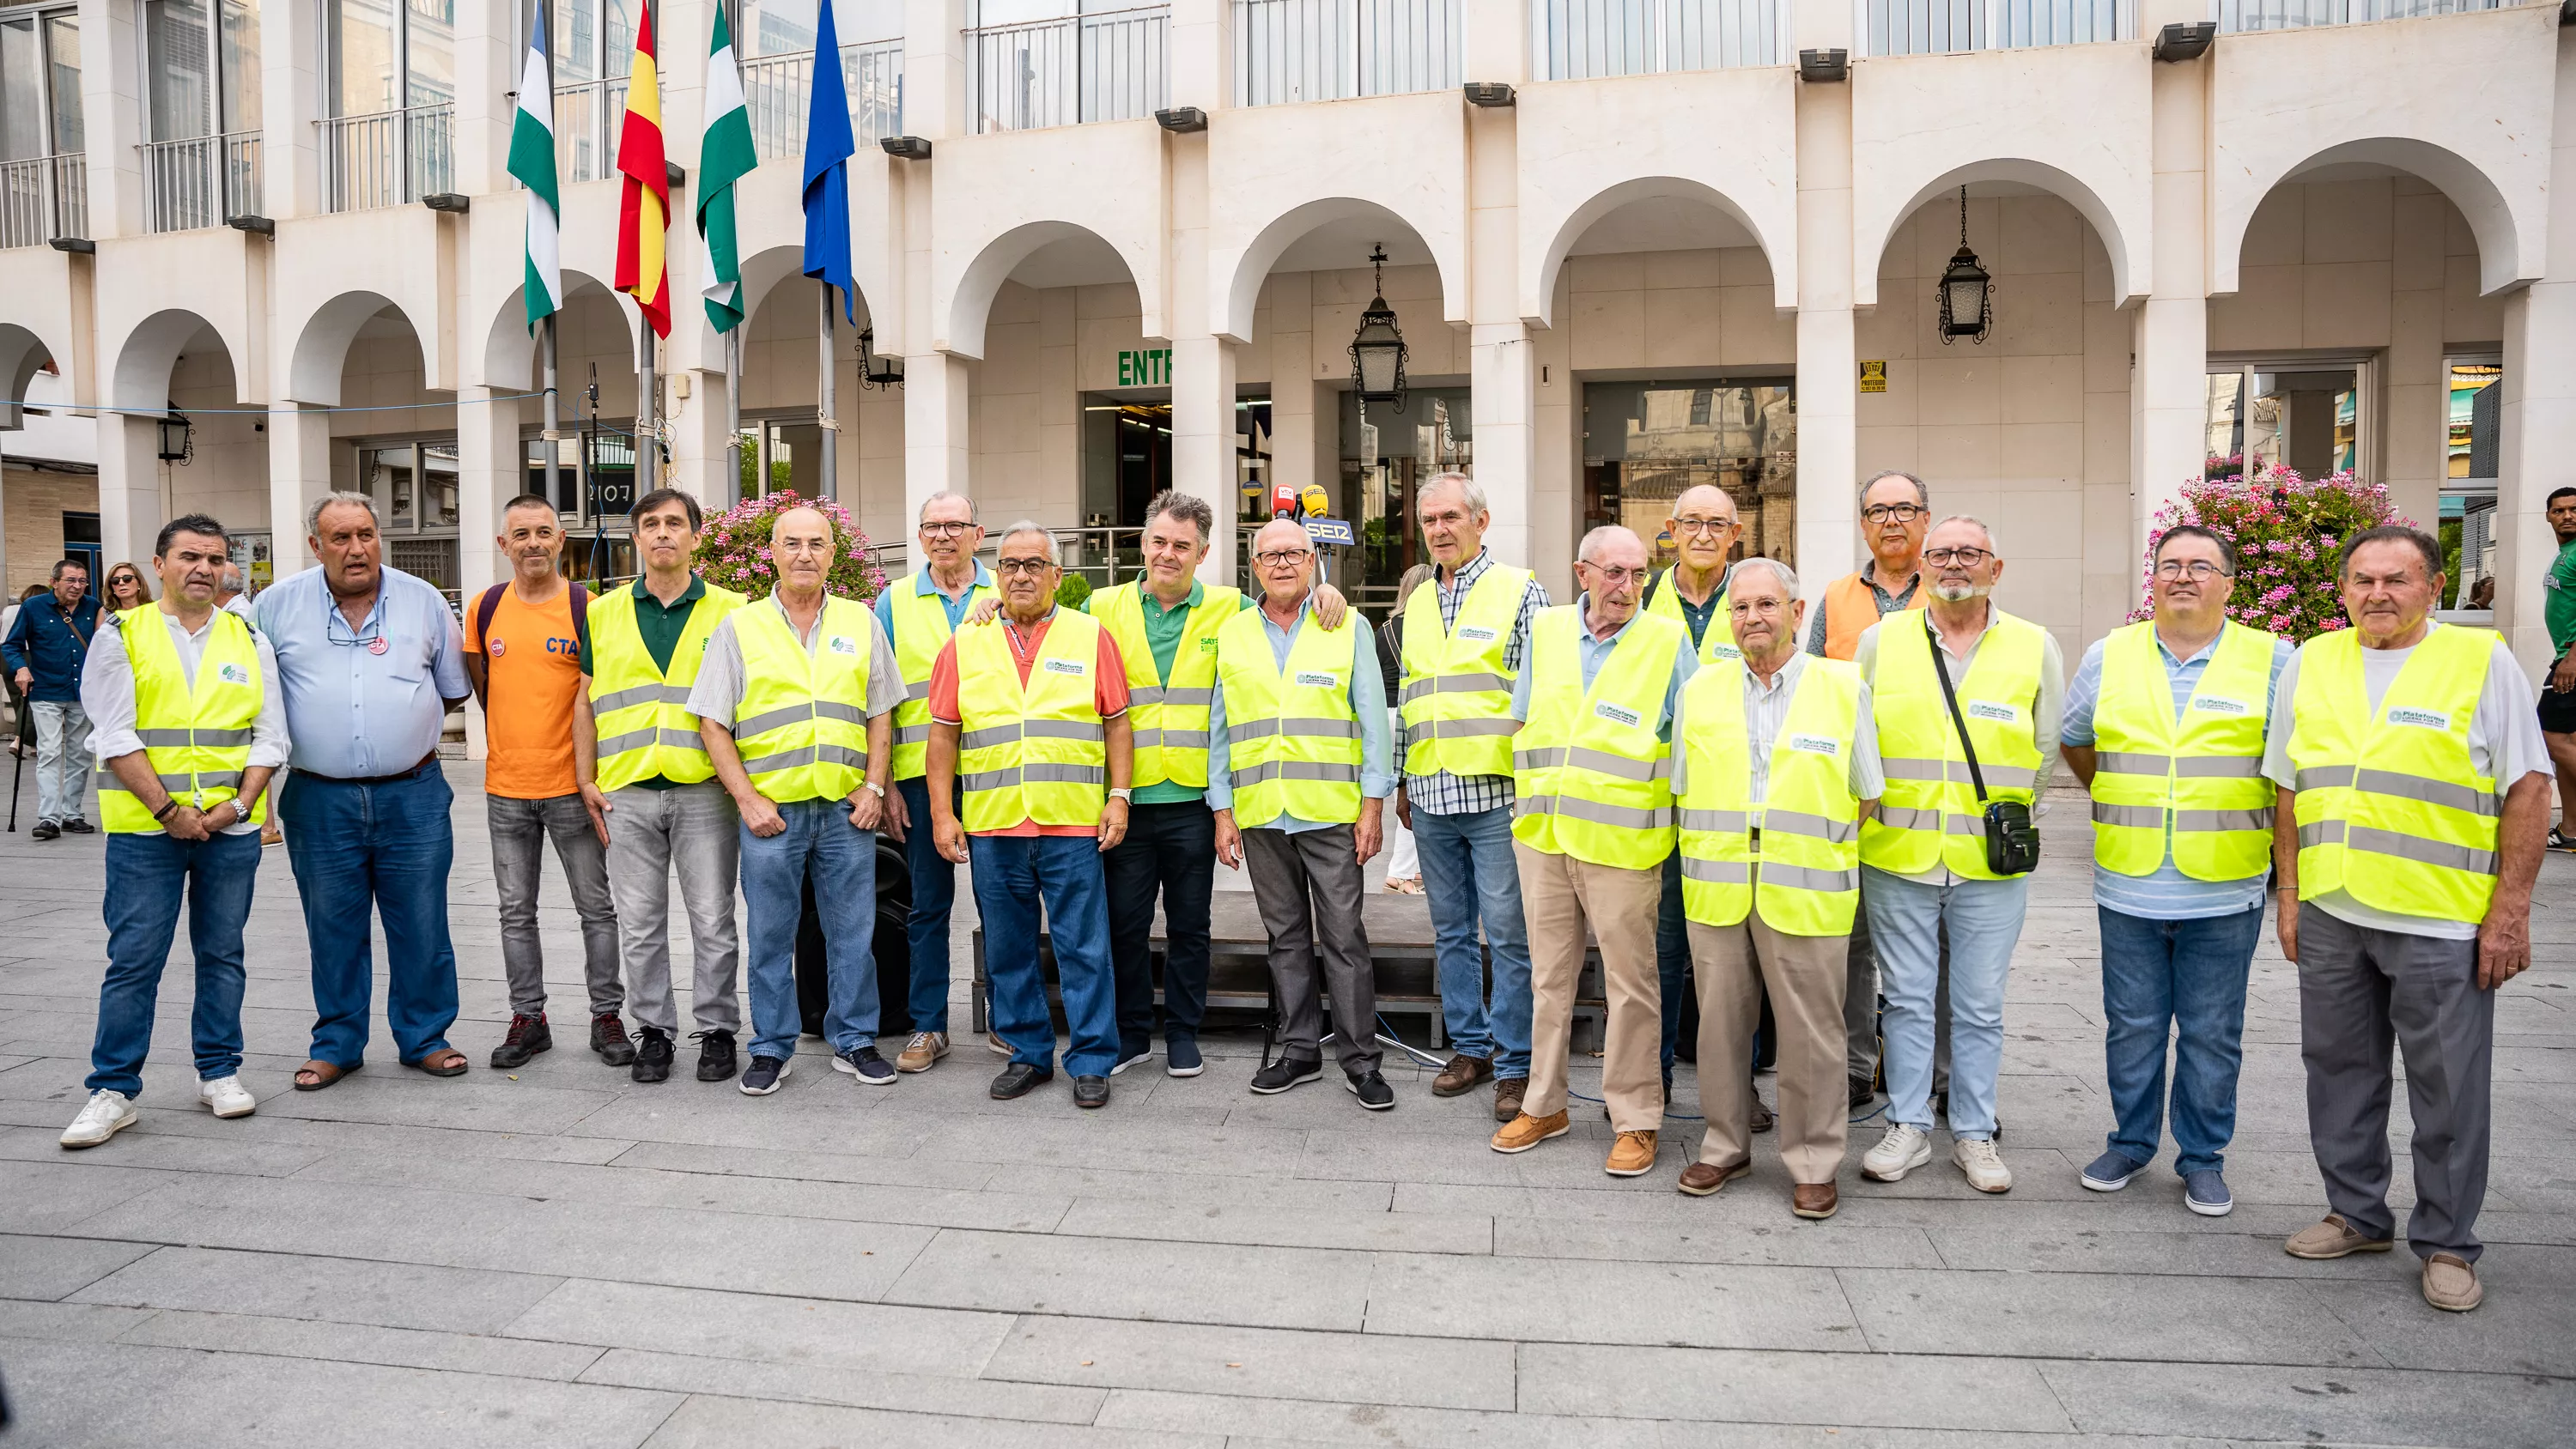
left=466, top=585, right=583, bottom=799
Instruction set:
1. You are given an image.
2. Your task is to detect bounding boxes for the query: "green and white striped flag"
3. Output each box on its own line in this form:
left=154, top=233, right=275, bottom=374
left=698, top=3, right=757, bottom=333
left=507, top=11, right=562, bottom=333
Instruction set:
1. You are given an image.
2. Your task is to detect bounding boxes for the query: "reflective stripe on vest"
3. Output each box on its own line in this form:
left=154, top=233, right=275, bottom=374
left=588, top=579, right=746, bottom=791
left=2087, top=619, right=2277, bottom=881
left=729, top=596, right=875, bottom=804
left=956, top=610, right=1109, bottom=832
left=1214, top=602, right=1365, bottom=828
left=1643, top=570, right=1739, bottom=664
left=889, top=572, right=996, bottom=781
left=1675, top=656, right=1866, bottom=933
left=1509, top=605, right=1681, bottom=870
left=1092, top=581, right=1236, bottom=792
left=1398, top=565, right=1528, bottom=779
left=97, top=609, right=269, bottom=832
left=1858, top=609, right=2046, bottom=881
left=2287, top=623, right=2500, bottom=925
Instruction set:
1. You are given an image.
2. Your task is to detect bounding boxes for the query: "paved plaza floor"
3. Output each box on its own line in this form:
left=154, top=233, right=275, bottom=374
left=1, top=764, right=2572, bottom=1446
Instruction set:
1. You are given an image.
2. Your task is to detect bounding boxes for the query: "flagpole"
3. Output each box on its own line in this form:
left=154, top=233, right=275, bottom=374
left=725, top=329, right=742, bottom=508
left=818, top=282, right=838, bottom=503
left=542, top=315, right=560, bottom=505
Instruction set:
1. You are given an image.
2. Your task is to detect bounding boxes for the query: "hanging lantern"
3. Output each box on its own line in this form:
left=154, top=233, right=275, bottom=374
left=156, top=409, right=193, bottom=463
left=1349, top=246, right=1408, bottom=409
left=856, top=325, right=904, bottom=390
left=1936, top=186, right=1991, bottom=347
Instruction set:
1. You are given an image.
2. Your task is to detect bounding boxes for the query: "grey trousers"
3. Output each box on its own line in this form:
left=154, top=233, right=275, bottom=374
left=2298, top=906, right=2494, bottom=1262
left=605, top=782, right=744, bottom=1036
left=489, top=792, right=623, bottom=1019
left=32, top=700, right=94, bottom=824
left=1244, top=824, right=1379, bottom=1076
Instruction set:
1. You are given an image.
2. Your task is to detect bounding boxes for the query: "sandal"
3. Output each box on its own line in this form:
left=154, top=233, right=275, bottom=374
left=294, top=1058, right=357, bottom=1091
left=405, top=1047, right=469, bottom=1076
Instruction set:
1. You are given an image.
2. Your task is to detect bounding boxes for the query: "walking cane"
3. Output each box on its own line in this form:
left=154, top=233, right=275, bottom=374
left=6, top=724, right=21, bottom=832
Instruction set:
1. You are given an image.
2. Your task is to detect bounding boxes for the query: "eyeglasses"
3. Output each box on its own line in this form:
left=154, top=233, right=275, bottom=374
left=1923, top=546, right=1993, bottom=567
left=1670, top=517, right=1734, bottom=537
left=1580, top=564, right=1648, bottom=584
left=1253, top=549, right=1313, bottom=567
left=994, top=557, right=1056, bottom=577
left=773, top=539, right=833, bottom=556
left=1864, top=503, right=1927, bottom=524
left=1729, top=597, right=1789, bottom=617
left=918, top=522, right=975, bottom=538
left=2153, top=560, right=2233, bottom=580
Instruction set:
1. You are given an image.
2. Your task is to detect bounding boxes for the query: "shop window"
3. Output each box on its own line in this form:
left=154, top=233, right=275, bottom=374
left=1340, top=386, right=1472, bottom=613
left=2204, top=363, right=2362, bottom=482
left=1581, top=379, right=1795, bottom=571
left=2440, top=357, right=2501, bottom=612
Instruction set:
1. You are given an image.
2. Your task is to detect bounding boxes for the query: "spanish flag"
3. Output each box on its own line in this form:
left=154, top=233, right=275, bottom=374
left=614, top=2, right=671, bottom=339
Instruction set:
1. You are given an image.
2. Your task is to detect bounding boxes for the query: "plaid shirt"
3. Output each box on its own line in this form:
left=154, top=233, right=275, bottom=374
left=1394, top=548, right=1551, bottom=815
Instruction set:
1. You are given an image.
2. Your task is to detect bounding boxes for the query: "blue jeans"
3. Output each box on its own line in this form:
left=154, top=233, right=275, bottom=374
left=87, top=829, right=262, bottom=1095
left=2099, top=902, right=2261, bottom=1175
left=1861, top=865, right=2029, bottom=1140
left=972, top=833, right=1117, bottom=1078
left=896, top=775, right=963, bottom=1033
left=738, top=797, right=880, bottom=1062
left=1413, top=803, right=1534, bottom=1079
left=283, top=762, right=459, bottom=1068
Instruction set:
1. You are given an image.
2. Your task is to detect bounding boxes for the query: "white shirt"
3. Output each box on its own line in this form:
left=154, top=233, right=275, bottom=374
left=79, top=606, right=289, bottom=836
left=2261, top=621, right=2550, bottom=940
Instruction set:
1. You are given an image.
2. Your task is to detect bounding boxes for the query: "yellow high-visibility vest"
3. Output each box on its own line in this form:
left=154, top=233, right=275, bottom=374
left=1510, top=606, right=1683, bottom=870
left=1676, top=656, right=1866, bottom=934
left=1399, top=564, right=1528, bottom=779
left=2087, top=620, right=2277, bottom=881
left=96, top=608, right=267, bottom=833
left=729, top=596, right=874, bottom=805
left=2288, top=623, right=2501, bottom=925
left=1213, top=602, right=1364, bottom=828
left=955, top=611, right=1109, bottom=833
left=1860, top=609, right=2046, bottom=881
left=1091, top=580, right=1237, bottom=791
left=888, top=570, right=997, bottom=781
left=1644, top=568, right=1740, bottom=663
left=588, top=579, right=746, bottom=791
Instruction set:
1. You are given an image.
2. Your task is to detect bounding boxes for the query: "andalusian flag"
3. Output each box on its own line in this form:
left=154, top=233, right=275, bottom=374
left=614, top=1, right=671, bottom=339
left=697, top=3, right=756, bottom=333
left=507, top=9, right=560, bottom=333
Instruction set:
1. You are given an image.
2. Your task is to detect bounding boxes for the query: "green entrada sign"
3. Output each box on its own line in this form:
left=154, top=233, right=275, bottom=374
left=1119, top=349, right=1173, bottom=387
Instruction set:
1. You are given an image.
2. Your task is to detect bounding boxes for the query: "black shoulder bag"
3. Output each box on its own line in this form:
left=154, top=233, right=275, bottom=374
left=1924, top=614, right=2039, bottom=876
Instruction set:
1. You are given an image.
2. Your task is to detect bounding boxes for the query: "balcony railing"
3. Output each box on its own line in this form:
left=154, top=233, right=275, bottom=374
left=0, top=154, right=86, bottom=248
left=322, top=105, right=453, bottom=211
left=1534, top=0, right=1783, bottom=77
left=553, top=78, right=631, bottom=185
left=142, top=132, right=263, bottom=233
left=1863, top=0, right=2129, bottom=53
left=1235, top=0, right=1460, bottom=107
left=969, top=5, right=1169, bottom=132
left=742, top=40, right=906, bottom=161
left=2217, top=0, right=2501, bottom=29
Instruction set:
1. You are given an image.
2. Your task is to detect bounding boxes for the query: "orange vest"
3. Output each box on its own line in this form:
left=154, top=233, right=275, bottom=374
left=1821, top=569, right=1925, bottom=661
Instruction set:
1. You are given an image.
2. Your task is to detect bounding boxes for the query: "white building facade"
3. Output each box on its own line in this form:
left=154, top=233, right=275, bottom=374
left=0, top=0, right=2568, bottom=674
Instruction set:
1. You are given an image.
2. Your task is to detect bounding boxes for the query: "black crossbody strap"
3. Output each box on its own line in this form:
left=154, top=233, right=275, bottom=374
left=1925, top=612, right=1990, bottom=805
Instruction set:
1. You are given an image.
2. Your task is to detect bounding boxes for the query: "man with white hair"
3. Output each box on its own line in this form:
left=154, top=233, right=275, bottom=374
left=215, top=561, right=253, bottom=621
left=1852, top=514, right=2061, bottom=1194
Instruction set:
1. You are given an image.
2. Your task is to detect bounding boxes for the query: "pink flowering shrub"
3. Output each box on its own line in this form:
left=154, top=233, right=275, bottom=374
left=2132, top=468, right=2415, bottom=642
left=694, top=489, right=887, bottom=604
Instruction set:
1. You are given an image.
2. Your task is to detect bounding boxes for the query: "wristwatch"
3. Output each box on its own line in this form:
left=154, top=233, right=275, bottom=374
left=1109, top=787, right=1133, bottom=803
left=863, top=780, right=886, bottom=798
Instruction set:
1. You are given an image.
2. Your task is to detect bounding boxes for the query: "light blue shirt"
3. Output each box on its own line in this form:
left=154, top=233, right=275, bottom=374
left=2060, top=622, right=2295, bottom=921
left=255, top=564, right=468, bottom=779
left=1206, top=591, right=1393, bottom=834
left=874, top=561, right=994, bottom=646
left=1509, top=595, right=1698, bottom=741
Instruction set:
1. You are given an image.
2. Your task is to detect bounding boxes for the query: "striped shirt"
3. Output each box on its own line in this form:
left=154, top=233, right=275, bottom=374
left=1393, top=548, right=1551, bottom=816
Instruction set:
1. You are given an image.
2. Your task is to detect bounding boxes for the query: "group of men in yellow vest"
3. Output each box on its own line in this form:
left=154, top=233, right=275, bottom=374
left=62, top=470, right=2554, bottom=1315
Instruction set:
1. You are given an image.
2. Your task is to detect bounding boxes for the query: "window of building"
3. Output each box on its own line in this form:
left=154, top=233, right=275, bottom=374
left=0, top=3, right=86, bottom=246
left=2203, top=360, right=2366, bottom=482
left=141, top=0, right=261, bottom=229
left=1580, top=378, right=1795, bottom=572
left=321, top=0, right=454, bottom=207
left=360, top=438, right=461, bottom=596
left=1339, top=385, right=1473, bottom=611
left=2440, top=356, right=2501, bottom=612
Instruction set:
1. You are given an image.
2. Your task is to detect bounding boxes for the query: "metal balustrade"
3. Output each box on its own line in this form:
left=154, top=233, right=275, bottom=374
left=969, top=5, right=1168, bottom=132
left=321, top=105, right=453, bottom=211
left=142, top=132, right=262, bottom=233
left=1236, top=0, right=1460, bottom=106
left=741, top=40, right=906, bottom=161
left=1863, top=0, right=2129, bottom=53
left=0, top=154, right=85, bottom=248
left=2217, top=0, right=2502, bottom=29
left=1534, top=0, right=1783, bottom=77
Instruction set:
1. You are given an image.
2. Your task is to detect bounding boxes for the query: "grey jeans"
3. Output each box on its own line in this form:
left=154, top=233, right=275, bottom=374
left=1243, top=824, right=1379, bottom=1076
left=604, top=782, right=743, bottom=1036
left=2297, top=906, right=2494, bottom=1262
left=33, top=700, right=94, bottom=824
left=489, top=792, right=623, bottom=1020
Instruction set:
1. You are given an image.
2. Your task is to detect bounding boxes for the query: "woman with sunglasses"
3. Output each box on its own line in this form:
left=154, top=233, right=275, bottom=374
left=102, top=563, right=155, bottom=614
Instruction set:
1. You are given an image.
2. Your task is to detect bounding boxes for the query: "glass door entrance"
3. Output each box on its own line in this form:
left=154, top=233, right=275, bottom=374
left=1582, top=379, right=1796, bottom=571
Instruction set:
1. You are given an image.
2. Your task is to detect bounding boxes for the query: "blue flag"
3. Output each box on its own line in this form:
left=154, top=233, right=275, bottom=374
left=801, top=0, right=856, bottom=322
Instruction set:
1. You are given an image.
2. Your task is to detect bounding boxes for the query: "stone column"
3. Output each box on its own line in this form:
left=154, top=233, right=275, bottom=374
left=1461, top=6, right=1531, bottom=574
left=2498, top=282, right=2576, bottom=676
left=266, top=403, right=332, bottom=575
left=1171, top=336, right=1241, bottom=585
left=1167, top=0, right=1236, bottom=584
left=258, top=0, right=323, bottom=220
left=75, top=0, right=143, bottom=238
left=2130, top=21, right=2209, bottom=567
left=93, top=413, right=157, bottom=575
left=904, top=352, right=971, bottom=529
left=1794, top=65, right=1856, bottom=590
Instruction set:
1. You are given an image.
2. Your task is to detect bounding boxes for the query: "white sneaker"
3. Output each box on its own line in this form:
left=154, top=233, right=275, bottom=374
left=1953, top=1137, right=2014, bottom=1194
left=197, top=1076, right=257, bottom=1119
left=60, top=1089, right=138, bottom=1149
left=1109, top=1049, right=1151, bottom=1076
left=1861, top=1123, right=1932, bottom=1182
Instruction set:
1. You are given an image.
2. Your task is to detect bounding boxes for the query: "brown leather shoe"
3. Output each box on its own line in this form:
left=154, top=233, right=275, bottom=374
left=1750, top=1096, right=1774, bottom=1135
left=1792, top=1182, right=1838, bottom=1220
left=1492, top=1076, right=1528, bottom=1122
left=1676, top=1160, right=1750, bottom=1197
left=1605, top=1131, right=1657, bottom=1177
left=2285, top=1214, right=2396, bottom=1260
left=2421, top=1252, right=2482, bottom=1313
left=1490, top=1110, right=1571, bottom=1154
left=1433, top=1053, right=1493, bottom=1097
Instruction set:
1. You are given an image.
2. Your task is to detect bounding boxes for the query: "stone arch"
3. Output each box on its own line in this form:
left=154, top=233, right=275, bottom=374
left=1861, top=159, right=2140, bottom=310
left=110, top=308, right=243, bottom=413
left=477, top=270, right=632, bottom=390
left=2214, top=137, right=2530, bottom=298
left=942, top=220, right=1139, bottom=361
left=1214, top=198, right=1461, bottom=347
left=1525, top=175, right=1794, bottom=326
left=0, top=323, right=64, bottom=429
left=288, top=291, right=439, bottom=407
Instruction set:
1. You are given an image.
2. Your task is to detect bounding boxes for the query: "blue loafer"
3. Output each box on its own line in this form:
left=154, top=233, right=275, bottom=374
left=2081, top=1149, right=2148, bottom=1192
left=2184, top=1168, right=2233, bottom=1217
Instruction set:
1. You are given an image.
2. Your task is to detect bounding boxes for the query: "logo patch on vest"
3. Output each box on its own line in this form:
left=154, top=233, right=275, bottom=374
left=1594, top=701, right=1643, bottom=729
left=2386, top=706, right=2451, bottom=731
left=1043, top=658, right=1088, bottom=677
left=218, top=663, right=252, bottom=687
left=2190, top=694, right=2251, bottom=716
left=1707, top=643, right=1742, bottom=660
left=1787, top=732, right=1839, bottom=757
left=1200, top=638, right=1218, bottom=653
left=1965, top=700, right=2020, bottom=724
left=1457, top=626, right=1498, bottom=642
left=829, top=635, right=857, bottom=656
left=1295, top=671, right=1340, bottom=689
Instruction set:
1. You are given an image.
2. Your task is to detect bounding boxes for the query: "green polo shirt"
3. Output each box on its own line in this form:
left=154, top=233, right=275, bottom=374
left=1084, top=580, right=1255, bottom=805
left=2548, top=537, right=2576, bottom=656
left=580, top=574, right=708, bottom=791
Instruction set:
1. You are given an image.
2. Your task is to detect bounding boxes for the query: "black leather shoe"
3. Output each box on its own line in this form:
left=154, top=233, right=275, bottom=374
left=491, top=1014, right=551, bottom=1069
left=630, top=1027, right=673, bottom=1083
left=692, top=1029, right=738, bottom=1082
left=60, top=816, right=93, bottom=834
left=1072, top=1076, right=1109, bottom=1108
left=1347, top=1070, right=1394, bottom=1111
left=591, top=1014, right=638, bottom=1067
left=991, top=1063, right=1054, bottom=1100
left=1249, top=1058, right=1322, bottom=1094
left=29, top=821, right=58, bottom=841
